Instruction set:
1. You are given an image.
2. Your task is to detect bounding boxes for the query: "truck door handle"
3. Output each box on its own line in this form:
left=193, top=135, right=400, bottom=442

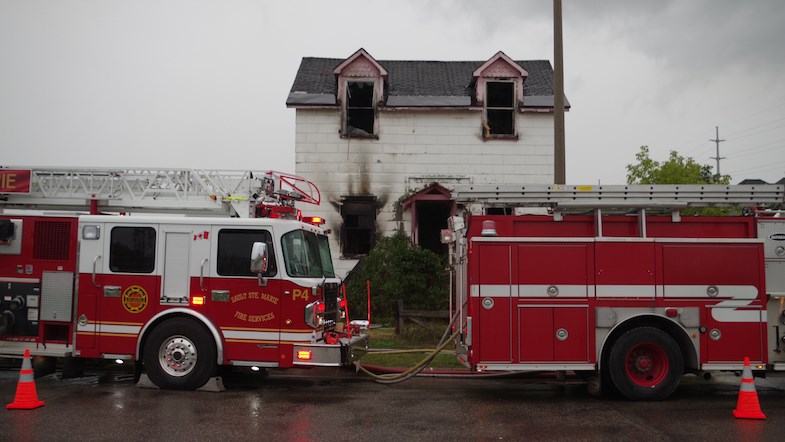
left=92, top=255, right=102, bottom=288
left=200, top=259, right=208, bottom=292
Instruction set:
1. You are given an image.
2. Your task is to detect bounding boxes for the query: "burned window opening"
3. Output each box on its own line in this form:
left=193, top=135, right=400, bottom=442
left=345, top=81, right=376, bottom=137
left=341, top=196, right=376, bottom=257
left=484, top=81, right=516, bottom=138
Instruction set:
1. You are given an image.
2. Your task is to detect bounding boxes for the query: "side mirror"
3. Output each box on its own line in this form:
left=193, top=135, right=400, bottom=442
left=250, top=242, right=268, bottom=274
left=251, top=242, right=269, bottom=287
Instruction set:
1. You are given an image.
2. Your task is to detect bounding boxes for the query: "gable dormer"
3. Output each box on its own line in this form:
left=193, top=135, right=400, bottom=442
left=334, top=49, right=387, bottom=138
left=473, top=51, right=528, bottom=139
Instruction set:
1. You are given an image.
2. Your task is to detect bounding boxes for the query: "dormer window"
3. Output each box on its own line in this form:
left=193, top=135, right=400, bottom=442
left=484, top=81, right=516, bottom=138
left=332, top=49, right=387, bottom=139
left=344, top=80, right=377, bottom=138
left=472, top=51, right=528, bottom=140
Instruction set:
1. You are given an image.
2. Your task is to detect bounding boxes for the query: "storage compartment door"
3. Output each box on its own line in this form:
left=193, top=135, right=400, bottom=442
left=476, top=243, right=512, bottom=363
left=553, top=307, right=589, bottom=362
left=519, top=307, right=589, bottom=362
left=705, top=307, right=764, bottom=363
left=519, top=307, right=553, bottom=361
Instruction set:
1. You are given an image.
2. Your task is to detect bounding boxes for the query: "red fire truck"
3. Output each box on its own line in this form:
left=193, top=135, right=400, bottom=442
left=0, top=167, right=367, bottom=390
left=446, top=184, right=785, bottom=400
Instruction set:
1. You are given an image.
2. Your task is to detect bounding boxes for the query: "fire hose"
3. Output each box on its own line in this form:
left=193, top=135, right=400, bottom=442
left=355, top=330, right=461, bottom=384
left=354, top=306, right=463, bottom=384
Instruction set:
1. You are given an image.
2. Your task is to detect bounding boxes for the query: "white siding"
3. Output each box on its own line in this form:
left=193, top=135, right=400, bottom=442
left=294, top=108, right=555, bottom=277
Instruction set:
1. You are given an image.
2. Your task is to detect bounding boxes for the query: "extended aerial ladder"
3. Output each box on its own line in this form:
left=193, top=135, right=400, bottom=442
left=0, top=167, right=321, bottom=218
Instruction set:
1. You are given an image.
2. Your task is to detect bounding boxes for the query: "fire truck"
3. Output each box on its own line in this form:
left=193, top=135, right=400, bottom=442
left=445, top=184, right=785, bottom=400
left=0, top=167, right=367, bottom=390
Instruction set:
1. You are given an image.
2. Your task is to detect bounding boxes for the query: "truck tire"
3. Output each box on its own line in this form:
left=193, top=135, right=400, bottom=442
left=608, top=327, right=683, bottom=401
left=143, top=317, right=217, bottom=390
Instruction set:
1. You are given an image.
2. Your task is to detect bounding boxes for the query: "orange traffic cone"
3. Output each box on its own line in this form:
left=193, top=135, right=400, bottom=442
left=6, top=348, right=45, bottom=410
left=732, top=356, right=765, bottom=420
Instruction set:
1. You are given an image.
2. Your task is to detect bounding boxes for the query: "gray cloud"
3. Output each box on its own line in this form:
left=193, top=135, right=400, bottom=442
left=447, top=0, right=785, bottom=74
left=1, top=0, right=782, bottom=184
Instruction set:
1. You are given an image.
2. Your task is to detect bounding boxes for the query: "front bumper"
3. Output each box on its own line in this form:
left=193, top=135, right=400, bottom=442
left=292, top=333, right=369, bottom=367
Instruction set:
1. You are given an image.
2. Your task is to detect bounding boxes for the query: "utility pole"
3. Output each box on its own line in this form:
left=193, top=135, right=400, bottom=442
left=553, top=0, right=566, bottom=184
left=709, top=126, right=726, bottom=176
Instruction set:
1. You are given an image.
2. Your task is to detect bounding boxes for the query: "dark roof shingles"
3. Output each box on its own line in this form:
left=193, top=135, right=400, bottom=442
left=289, top=57, right=556, bottom=100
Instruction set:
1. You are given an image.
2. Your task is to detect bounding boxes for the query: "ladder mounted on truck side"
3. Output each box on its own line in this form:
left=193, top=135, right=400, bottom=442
left=453, top=184, right=785, bottom=212
left=451, top=184, right=785, bottom=237
left=0, top=167, right=320, bottom=218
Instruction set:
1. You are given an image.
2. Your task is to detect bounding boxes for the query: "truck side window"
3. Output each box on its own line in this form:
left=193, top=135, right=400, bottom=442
left=109, top=226, right=156, bottom=273
left=217, top=229, right=277, bottom=277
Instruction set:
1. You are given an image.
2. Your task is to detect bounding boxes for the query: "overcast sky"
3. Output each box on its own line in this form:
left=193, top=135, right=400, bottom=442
left=2, top=0, right=784, bottom=184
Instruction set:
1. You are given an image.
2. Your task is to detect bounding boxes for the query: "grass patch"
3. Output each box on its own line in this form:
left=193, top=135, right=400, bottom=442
left=358, top=325, right=465, bottom=369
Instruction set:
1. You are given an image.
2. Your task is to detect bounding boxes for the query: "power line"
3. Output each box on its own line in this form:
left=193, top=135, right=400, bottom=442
left=730, top=160, right=785, bottom=175
left=730, top=138, right=785, bottom=156
left=670, top=97, right=785, bottom=156
left=681, top=129, right=717, bottom=156
left=726, top=120, right=785, bottom=140
left=719, top=102, right=785, bottom=131
left=709, top=126, right=726, bottom=176
left=732, top=144, right=784, bottom=159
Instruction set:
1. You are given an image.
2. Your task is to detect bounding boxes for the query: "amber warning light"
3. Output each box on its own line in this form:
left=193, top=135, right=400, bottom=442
left=191, top=296, right=205, bottom=306
left=297, top=350, right=313, bottom=361
left=303, top=216, right=325, bottom=225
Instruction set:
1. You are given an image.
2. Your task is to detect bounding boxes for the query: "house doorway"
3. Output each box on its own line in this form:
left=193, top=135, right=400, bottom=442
left=402, top=184, right=454, bottom=256
left=416, top=200, right=452, bottom=255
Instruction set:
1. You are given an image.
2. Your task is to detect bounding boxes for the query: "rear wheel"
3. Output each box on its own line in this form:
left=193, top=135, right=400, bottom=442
left=143, top=317, right=216, bottom=390
left=608, top=327, right=683, bottom=401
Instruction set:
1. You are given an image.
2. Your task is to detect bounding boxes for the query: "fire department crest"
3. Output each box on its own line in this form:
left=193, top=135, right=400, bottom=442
left=122, top=285, right=148, bottom=313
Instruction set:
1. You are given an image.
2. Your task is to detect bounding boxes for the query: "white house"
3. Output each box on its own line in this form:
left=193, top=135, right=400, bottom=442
left=287, top=49, right=568, bottom=277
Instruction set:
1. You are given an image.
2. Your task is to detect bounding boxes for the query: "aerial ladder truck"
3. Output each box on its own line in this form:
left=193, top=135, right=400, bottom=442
left=0, top=167, right=367, bottom=390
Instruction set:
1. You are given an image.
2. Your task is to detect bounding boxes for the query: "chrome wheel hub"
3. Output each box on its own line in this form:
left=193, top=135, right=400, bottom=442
left=159, top=335, right=197, bottom=377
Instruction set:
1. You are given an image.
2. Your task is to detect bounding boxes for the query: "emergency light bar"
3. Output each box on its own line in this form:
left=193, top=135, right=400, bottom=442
left=302, top=216, right=325, bottom=225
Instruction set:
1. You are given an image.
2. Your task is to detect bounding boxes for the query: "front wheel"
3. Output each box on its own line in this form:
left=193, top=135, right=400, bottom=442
left=608, top=327, right=683, bottom=401
left=143, top=317, right=217, bottom=390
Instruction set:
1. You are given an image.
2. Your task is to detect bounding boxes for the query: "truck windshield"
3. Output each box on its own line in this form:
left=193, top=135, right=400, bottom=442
left=281, top=230, right=335, bottom=278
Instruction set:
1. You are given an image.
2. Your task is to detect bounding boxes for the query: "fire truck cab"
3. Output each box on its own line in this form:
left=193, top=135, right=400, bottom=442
left=0, top=168, right=367, bottom=390
left=446, top=184, right=785, bottom=400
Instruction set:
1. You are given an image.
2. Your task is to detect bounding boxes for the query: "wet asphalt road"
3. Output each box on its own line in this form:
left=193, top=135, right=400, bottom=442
left=1, top=367, right=784, bottom=441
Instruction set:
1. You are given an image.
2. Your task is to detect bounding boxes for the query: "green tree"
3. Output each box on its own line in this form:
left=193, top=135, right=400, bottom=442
left=626, top=146, right=731, bottom=185
left=344, top=231, right=447, bottom=322
left=626, top=146, right=734, bottom=215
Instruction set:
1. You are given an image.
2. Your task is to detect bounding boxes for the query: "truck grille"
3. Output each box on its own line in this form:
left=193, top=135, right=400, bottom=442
left=34, top=220, right=72, bottom=260
left=322, top=282, right=340, bottom=332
